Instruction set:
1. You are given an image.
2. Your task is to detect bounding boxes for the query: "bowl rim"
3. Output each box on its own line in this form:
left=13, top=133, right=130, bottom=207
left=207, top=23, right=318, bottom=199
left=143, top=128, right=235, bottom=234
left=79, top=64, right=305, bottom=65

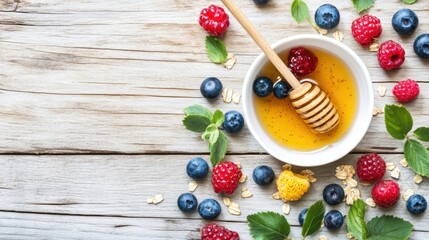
left=242, top=34, right=374, bottom=167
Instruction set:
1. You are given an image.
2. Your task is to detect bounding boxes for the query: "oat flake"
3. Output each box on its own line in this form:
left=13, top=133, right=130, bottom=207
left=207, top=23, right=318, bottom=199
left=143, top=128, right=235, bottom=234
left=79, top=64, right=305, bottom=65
left=282, top=203, right=291, bottom=215
left=365, top=198, right=376, bottom=208
left=239, top=174, right=247, bottom=183
left=414, top=175, right=423, bottom=184
left=400, top=158, right=409, bottom=168
left=390, top=167, right=400, bottom=179
left=378, top=85, right=387, bottom=97
left=152, top=194, right=164, bottom=205
left=272, top=192, right=281, bottom=200
left=403, top=189, right=415, bottom=201
left=223, top=197, right=231, bottom=207
left=228, top=202, right=241, bottom=215
left=188, top=181, right=198, bottom=192
left=224, top=53, right=236, bottom=70
left=386, top=162, right=396, bottom=171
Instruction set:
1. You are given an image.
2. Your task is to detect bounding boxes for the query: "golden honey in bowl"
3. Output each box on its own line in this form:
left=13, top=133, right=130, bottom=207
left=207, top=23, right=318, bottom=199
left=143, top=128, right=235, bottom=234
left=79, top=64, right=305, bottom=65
left=254, top=48, right=358, bottom=151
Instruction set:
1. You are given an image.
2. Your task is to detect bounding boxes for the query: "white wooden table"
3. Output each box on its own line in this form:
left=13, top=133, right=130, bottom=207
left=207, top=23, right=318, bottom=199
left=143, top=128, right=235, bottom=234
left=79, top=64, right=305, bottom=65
left=0, top=0, right=428, bottom=239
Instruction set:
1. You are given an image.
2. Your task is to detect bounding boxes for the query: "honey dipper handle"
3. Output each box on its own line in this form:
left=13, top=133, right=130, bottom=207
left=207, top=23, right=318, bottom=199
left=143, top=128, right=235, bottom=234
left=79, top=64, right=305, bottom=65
left=220, top=0, right=301, bottom=89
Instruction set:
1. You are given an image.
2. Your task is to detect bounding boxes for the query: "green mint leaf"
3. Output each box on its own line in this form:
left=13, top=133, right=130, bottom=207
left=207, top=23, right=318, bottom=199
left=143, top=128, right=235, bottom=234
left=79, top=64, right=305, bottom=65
left=347, top=199, right=368, bottom=240
left=212, top=109, right=225, bottom=127
left=209, top=130, right=227, bottom=166
left=183, top=115, right=211, bottom=133
left=352, top=0, right=375, bottom=13
left=405, top=139, right=429, bottom=177
left=209, top=128, right=220, bottom=145
left=205, top=36, right=228, bottom=64
left=202, top=123, right=217, bottom=141
left=247, top=211, right=290, bottom=240
left=402, top=0, right=417, bottom=4
left=414, top=127, right=429, bottom=142
left=384, top=105, right=413, bottom=140
left=184, top=104, right=213, bottom=119
left=291, top=0, right=310, bottom=23
left=367, top=215, right=413, bottom=240
left=302, top=201, right=325, bottom=237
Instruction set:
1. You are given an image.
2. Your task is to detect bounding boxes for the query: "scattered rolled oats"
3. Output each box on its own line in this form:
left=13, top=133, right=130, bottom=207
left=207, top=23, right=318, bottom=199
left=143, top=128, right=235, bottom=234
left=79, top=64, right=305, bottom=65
left=223, top=197, right=231, bottom=207
left=300, top=169, right=315, bottom=176
left=346, top=233, right=354, bottom=239
left=152, top=194, right=164, bottom=205
left=232, top=92, right=241, bottom=104
left=309, top=175, right=317, bottom=183
left=373, top=107, right=383, bottom=116
left=365, top=198, right=376, bottom=208
left=333, top=30, right=344, bottom=42
left=235, top=162, right=242, bottom=169
left=413, top=175, right=423, bottom=184
left=400, top=158, right=409, bottom=168
left=242, top=189, right=253, bottom=198
left=239, top=174, right=247, bottom=183
left=361, top=181, right=371, bottom=187
left=222, top=87, right=233, bottom=103
left=228, top=202, right=241, bottom=215
left=402, top=189, right=415, bottom=201
left=345, top=187, right=361, bottom=205
left=224, top=53, right=236, bottom=70
left=319, top=236, right=328, bottom=240
left=282, top=164, right=292, bottom=171
left=345, top=178, right=358, bottom=188
left=282, top=203, right=291, bottom=215
left=272, top=192, right=281, bottom=200
left=188, top=181, right=198, bottom=192
left=335, top=165, right=355, bottom=180
left=378, top=85, right=387, bottom=97
left=390, top=167, right=401, bottom=179
left=369, top=43, right=379, bottom=52
left=386, top=162, right=396, bottom=171
left=318, top=28, right=328, bottom=35
left=147, top=197, right=154, bottom=204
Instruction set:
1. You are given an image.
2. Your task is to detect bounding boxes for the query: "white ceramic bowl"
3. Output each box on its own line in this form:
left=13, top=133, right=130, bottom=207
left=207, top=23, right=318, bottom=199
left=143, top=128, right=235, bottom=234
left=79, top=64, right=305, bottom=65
left=242, top=34, right=373, bottom=167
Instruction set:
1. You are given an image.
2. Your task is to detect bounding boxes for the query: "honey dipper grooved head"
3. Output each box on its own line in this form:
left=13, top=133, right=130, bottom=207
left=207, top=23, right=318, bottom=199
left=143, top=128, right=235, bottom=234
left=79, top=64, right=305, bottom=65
left=289, top=82, right=339, bottom=133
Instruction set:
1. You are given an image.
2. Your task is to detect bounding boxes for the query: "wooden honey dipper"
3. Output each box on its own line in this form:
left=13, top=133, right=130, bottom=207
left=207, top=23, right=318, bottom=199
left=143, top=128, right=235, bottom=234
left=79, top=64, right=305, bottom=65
left=221, top=0, right=339, bottom=134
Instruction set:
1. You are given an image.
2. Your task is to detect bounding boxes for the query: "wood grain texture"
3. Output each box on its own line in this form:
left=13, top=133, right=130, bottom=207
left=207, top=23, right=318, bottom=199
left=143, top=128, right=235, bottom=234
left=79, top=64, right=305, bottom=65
left=0, top=0, right=429, bottom=239
left=0, top=155, right=428, bottom=235
left=0, top=0, right=428, bottom=154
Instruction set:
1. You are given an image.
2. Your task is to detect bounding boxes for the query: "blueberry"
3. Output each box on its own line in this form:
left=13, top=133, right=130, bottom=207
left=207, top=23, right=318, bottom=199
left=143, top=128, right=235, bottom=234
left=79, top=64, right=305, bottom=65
left=200, top=77, right=223, bottom=99
left=177, top=193, right=198, bottom=213
left=392, top=9, right=419, bottom=36
left=186, top=157, right=209, bottom=179
left=252, top=165, right=275, bottom=186
left=323, top=183, right=345, bottom=205
left=314, top=4, right=340, bottom=30
left=222, top=110, right=244, bottom=133
left=253, top=77, right=273, bottom=97
left=273, top=81, right=291, bottom=99
left=324, top=210, right=344, bottom=230
left=414, top=34, right=429, bottom=59
left=406, top=194, right=427, bottom=215
left=298, top=208, right=308, bottom=226
left=198, top=199, right=221, bottom=220
left=253, top=0, right=269, bottom=5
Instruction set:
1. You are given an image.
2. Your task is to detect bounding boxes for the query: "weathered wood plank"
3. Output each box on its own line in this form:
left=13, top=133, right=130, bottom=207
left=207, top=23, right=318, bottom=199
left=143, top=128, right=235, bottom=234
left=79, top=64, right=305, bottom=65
left=0, top=82, right=426, bottom=154
left=0, top=212, right=428, bottom=240
left=0, top=154, right=428, bottom=232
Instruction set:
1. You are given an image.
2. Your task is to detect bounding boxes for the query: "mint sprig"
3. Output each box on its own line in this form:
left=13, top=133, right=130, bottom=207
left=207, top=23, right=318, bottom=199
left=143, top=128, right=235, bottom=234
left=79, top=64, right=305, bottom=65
left=205, top=36, right=228, bottom=64
left=183, top=104, right=227, bottom=166
left=351, top=0, right=375, bottom=13
left=402, top=0, right=417, bottom=4
left=290, top=0, right=319, bottom=31
left=384, top=105, right=429, bottom=177
left=347, top=199, right=413, bottom=240
left=247, top=201, right=325, bottom=240
left=247, top=212, right=290, bottom=240
left=346, top=199, right=368, bottom=240
left=302, top=200, right=325, bottom=238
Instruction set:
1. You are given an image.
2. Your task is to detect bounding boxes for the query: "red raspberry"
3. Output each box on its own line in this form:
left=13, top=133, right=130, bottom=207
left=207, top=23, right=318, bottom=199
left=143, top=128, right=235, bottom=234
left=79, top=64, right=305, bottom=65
left=377, top=40, right=405, bottom=70
left=199, top=5, right=230, bottom=37
left=356, top=153, right=386, bottom=181
left=201, top=223, right=240, bottom=240
left=392, top=79, right=420, bottom=102
left=287, top=47, right=318, bottom=78
left=351, top=15, right=382, bottom=46
left=212, top=161, right=242, bottom=194
left=372, top=180, right=400, bottom=208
